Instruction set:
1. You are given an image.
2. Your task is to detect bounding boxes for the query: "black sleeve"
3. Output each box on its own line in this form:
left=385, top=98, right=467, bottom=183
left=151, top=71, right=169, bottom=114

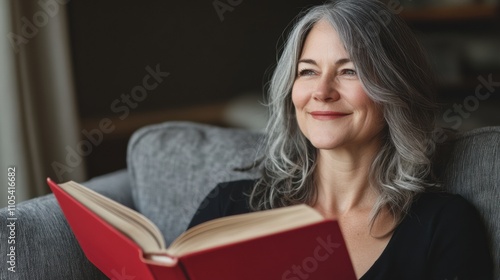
left=427, top=195, right=493, bottom=280
left=186, top=179, right=255, bottom=230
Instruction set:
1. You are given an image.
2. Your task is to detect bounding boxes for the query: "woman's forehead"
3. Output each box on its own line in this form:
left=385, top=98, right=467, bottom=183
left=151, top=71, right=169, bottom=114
left=299, top=20, right=350, bottom=62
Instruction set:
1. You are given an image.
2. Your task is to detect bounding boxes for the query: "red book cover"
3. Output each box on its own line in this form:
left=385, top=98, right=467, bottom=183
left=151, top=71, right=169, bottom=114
left=179, top=220, right=356, bottom=280
left=48, top=178, right=357, bottom=280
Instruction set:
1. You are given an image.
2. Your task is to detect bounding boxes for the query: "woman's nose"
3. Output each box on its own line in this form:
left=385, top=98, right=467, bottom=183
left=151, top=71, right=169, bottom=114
left=312, top=76, right=340, bottom=102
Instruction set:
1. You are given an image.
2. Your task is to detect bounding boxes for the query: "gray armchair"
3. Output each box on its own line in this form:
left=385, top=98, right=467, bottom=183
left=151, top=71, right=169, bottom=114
left=0, top=121, right=498, bottom=279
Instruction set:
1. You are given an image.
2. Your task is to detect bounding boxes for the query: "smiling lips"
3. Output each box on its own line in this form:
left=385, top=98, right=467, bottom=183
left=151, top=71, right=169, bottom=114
left=309, top=111, right=350, bottom=120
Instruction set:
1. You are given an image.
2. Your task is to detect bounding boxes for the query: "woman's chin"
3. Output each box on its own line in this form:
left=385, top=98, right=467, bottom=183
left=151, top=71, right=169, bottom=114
left=308, top=139, right=343, bottom=150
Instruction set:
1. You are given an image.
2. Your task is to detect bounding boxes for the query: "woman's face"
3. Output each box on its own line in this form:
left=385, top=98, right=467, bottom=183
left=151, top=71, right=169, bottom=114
left=292, top=19, right=385, bottom=152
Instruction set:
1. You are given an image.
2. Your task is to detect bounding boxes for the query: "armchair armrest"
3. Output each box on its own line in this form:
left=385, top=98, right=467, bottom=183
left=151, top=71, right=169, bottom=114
left=0, top=169, right=132, bottom=280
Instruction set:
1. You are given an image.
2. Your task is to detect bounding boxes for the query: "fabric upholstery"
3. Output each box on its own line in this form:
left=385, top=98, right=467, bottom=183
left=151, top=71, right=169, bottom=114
left=127, top=121, right=263, bottom=245
left=439, top=126, right=500, bottom=278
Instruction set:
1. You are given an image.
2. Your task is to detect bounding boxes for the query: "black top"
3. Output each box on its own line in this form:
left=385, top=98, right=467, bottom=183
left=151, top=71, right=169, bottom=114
left=188, top=180, right=493, bottom=280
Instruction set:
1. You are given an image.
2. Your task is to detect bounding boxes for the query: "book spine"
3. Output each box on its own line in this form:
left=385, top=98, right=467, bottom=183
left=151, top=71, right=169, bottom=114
left=146, top=261, right=189, bottom=280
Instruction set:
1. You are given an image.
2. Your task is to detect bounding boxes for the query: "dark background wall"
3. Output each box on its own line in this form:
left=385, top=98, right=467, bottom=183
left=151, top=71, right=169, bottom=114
left=66, top=0, right=500, bottom=179
left=68, top=0, right=324, bottom=118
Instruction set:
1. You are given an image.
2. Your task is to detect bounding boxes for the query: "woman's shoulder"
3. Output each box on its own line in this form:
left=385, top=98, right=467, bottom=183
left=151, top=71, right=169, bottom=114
left=376, top=190, right=493, bottom=279
left=401, top=189, right=486, bottom=239
left=398, top=190, right=493, bottom=278
left=410, top=190, right=479, bottom=219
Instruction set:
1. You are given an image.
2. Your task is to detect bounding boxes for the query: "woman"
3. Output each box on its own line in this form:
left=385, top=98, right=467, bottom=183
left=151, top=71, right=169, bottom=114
left=188, top=0, right=493, bottom=279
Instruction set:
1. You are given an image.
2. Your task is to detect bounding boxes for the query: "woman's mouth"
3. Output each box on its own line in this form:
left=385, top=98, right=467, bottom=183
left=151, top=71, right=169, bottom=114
left=309, top=111, right=350, bottom=120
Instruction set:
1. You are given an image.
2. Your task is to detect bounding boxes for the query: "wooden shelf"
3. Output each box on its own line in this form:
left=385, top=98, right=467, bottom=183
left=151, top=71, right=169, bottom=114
left=401, top=4, right=499, bottom=22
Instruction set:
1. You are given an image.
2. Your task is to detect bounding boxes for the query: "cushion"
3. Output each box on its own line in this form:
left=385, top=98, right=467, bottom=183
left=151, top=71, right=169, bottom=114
left=439, top=126, right=500, bottom=278
left=127, top=121, right=263, bottom=244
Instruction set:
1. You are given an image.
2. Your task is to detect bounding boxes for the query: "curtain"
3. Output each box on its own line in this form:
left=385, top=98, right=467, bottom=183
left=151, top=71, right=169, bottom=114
left=0, top=0, right=86, bottom=208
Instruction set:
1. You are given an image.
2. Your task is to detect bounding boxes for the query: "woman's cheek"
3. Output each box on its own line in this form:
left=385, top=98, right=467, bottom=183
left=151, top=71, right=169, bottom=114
left=291, top=82, right=310, bottom=110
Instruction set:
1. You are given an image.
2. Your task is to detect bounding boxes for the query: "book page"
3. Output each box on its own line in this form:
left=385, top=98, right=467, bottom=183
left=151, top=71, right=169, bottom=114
left=167, top=204, right=324, bottom=256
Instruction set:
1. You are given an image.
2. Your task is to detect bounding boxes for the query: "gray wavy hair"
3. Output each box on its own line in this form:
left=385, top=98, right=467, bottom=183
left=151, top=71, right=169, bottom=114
left=249, top=0, right=439, bottom=229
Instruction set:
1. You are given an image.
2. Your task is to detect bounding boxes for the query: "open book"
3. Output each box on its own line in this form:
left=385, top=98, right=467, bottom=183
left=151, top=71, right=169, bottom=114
left=47, top=178, right=356, bottom=280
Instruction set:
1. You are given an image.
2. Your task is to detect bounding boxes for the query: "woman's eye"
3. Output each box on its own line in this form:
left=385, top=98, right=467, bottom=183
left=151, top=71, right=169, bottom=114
left=298, top=69, right=316, bottom=77
left=341, top=69, right=357, bottom=76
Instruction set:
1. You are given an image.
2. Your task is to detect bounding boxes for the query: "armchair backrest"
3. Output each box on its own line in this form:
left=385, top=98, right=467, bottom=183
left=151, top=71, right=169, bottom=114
left=438, top=126, right=500, bottom=278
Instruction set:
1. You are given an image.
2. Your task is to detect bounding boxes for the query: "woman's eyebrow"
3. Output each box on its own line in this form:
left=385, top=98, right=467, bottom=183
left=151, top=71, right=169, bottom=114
left=334, top=58, right=351, bottom=65
left=297, top=58, right=351, bottom=66
left=297, top=58, right=318, bottom=66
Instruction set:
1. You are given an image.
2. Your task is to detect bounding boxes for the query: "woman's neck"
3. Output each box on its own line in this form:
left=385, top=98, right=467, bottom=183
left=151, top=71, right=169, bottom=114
left=312, top=142, right=381, bottom=218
